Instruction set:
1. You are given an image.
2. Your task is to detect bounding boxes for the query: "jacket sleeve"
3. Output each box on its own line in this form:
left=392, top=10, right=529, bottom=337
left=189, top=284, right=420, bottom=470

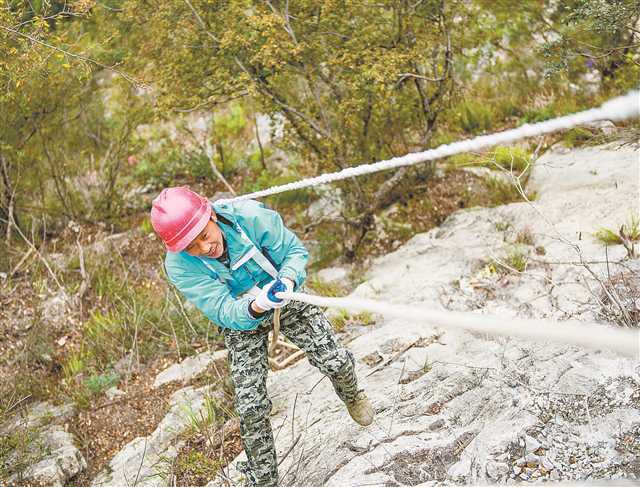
left=239, top=201, right=309, bottom=287
left=166, top=263, right=265, bottom=331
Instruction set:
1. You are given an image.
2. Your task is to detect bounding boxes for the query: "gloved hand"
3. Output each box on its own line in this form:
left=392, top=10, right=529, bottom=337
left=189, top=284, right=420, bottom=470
left=253, top=278, right=294, bottom=312
left=278, top=277, right=295, bottom=298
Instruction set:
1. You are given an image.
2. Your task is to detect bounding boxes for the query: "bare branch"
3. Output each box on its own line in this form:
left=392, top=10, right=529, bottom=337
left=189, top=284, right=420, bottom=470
left=396, top=72, right=445, bottom=84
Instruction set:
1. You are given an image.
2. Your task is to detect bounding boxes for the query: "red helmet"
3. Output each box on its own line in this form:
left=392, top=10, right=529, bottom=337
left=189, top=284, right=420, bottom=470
left=150, top=187, right=212, bottom=252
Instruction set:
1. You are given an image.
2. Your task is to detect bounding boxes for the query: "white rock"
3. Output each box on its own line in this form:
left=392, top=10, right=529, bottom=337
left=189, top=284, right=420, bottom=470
left=524, top=434, right=541, bottom=454
left=93, top=385, right=221, bottom=486
left=1, top=401, right=74, bottom=433
left=173, top=143, right=640, bottom=486
left=486, top=461, right=510, bottom=479
left=8, top=426, right=86, bottom=487
left=105, top=386, right=126, bottom=400
left=41, top=290, right=71, bottom=324
left=316, top=266, right=349, bottom=285
left=542, top=456, right=555, bottom=470
left=584, top=120, right=616, bottom=135
left=153, top=349, right=227, bottom=388
left=306, top=189, right=343, bottom=221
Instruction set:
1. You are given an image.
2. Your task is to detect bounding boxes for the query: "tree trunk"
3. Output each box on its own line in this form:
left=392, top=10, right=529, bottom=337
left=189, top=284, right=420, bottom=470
left=0, top=153, right=17, bottom=240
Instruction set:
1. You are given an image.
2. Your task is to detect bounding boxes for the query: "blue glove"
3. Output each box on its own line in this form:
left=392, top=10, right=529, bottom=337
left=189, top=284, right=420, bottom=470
left=253, top=278, right=293, bottom=311
left=266, top=279, right=288, bottom=304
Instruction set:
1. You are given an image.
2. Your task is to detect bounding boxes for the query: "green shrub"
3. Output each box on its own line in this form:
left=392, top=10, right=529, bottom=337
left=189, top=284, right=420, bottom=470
left=306, top=275, right=346, bottom=297
left=356, top=311, right=375, bottom=326
left=62, top=352, right=86, bottom=381
left=183, top=395, right=221, bottom=435
left=495, top=96, right=525, bottom=120
left=520, top=96, right=581, bottom=124
left=521, top=104, right=557, bottom=123
left=175, top=450, right=221, bottom=481
left=490, top=146, right=532, bottom=174
left=244, top=168, right=315, bottom=207
left=483, top=176, right=524, bottom=206
left=84, top=373, right=119, bottom=396
left=79, top=259, right=218, bottom=377
left=594, top=214, right=640, bottom=245
left=447, top=153, right=478, bottom=168
left=485, top=246, right=529, bottom=275
left=330, top=309, right=350, bottom=332
left=495, top=221, right=511, bottom=232
left=133, top=146, right=212, bottom=188
left=458, top=100, right=495, bottom=134
left=83, top=310, right=127, bottom=367
left=594, top=228, right=621, bottom=245
left=562, top=127, right=594, bottom=147
left=329, top=309, right=375, bottom=332
left=505, top=248, right=529, bottom=272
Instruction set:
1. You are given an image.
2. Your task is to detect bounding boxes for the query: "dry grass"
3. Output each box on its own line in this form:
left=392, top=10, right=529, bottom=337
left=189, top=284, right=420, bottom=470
left=596, top=268, right=640, bottom=328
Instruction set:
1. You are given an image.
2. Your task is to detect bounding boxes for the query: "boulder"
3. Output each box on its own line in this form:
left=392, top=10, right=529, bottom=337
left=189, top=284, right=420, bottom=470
left=92, top=385, right=221, bottom=487
left=153, top=349, right=228, bottom=388
left=315, top=266, right=349, bottom=285
left=206, top=143, right=640, bottom=486
left=3, top=402, right=85, bottom=486
left=8, top=428, right=87, bottom=487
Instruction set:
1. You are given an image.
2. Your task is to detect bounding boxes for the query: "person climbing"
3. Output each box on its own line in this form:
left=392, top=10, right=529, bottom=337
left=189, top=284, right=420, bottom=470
left=150, top=186, right=374, bottom=486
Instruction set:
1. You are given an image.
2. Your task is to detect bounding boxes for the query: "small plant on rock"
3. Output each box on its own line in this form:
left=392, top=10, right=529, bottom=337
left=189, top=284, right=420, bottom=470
left=483, top=176, right=537, bottom=207
left=331, top=309, right=351, bottom=332
left=515, top=227, right=535, bottom=246
left=306, top=275, right=346, bottom=297
left=486, top=246, right=530, bottom=275
left=505, top=248, right=529, bottom=273
left=594, top=214, right=640, bottom=258
left=184, top=395, right=219, bottom=437
left=562, top=127, right=594, bottom=147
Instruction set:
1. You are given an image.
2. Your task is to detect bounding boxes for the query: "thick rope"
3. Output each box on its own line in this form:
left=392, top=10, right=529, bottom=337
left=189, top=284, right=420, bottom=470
left=222, top=90, right=639, bottom=203
left=270, top=308, right=281, bottom=356
left=240, top=91, right=640, bottom=359
left=276, top=291, right=639, bottom=359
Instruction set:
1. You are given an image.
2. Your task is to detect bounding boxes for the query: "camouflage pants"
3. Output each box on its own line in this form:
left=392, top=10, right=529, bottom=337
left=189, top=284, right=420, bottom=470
left=223, top=300, right=360, bottom=487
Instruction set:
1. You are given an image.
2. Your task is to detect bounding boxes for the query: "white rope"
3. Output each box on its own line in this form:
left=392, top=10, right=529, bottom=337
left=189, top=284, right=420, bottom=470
left=277, top=291, right=639, bottom=359
left=222, top=90, right=639, bottom=203
left=233, top=91, right=640, bottom=358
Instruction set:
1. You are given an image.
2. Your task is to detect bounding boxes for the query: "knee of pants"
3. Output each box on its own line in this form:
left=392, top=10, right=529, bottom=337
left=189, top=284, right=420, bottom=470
left=310, top=347, right=354, bottom=377
left=236, top=395, right=273, bottom=427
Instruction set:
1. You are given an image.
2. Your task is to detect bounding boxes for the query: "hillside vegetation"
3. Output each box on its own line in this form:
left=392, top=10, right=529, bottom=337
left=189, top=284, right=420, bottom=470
left=0, top=1, right=638, bottom=485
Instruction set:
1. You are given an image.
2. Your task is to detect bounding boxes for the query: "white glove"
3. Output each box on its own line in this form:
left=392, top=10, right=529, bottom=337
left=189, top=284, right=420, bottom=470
left=278, top=277, right=295, bottom=299
left=253, top=278, right=294, bottom=311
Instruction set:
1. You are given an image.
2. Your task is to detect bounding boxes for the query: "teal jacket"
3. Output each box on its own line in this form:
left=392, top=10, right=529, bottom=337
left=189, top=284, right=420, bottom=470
left=165, top=200, right=308, bottom=331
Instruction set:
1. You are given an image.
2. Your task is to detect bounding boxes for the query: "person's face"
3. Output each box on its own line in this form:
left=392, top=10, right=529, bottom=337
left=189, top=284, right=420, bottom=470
left=184, top=217, right=224, bottom=258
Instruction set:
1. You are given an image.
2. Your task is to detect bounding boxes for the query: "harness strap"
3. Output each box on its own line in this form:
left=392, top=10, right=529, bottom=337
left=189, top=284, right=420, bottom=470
left=216, top=213, right=279, bottom=278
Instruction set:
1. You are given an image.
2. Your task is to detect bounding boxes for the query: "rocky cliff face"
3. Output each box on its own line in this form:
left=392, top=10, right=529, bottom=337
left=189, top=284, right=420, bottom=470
left=10, top=142, right=637, bottom=486
left=209, top=142, right=639, bottom=486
